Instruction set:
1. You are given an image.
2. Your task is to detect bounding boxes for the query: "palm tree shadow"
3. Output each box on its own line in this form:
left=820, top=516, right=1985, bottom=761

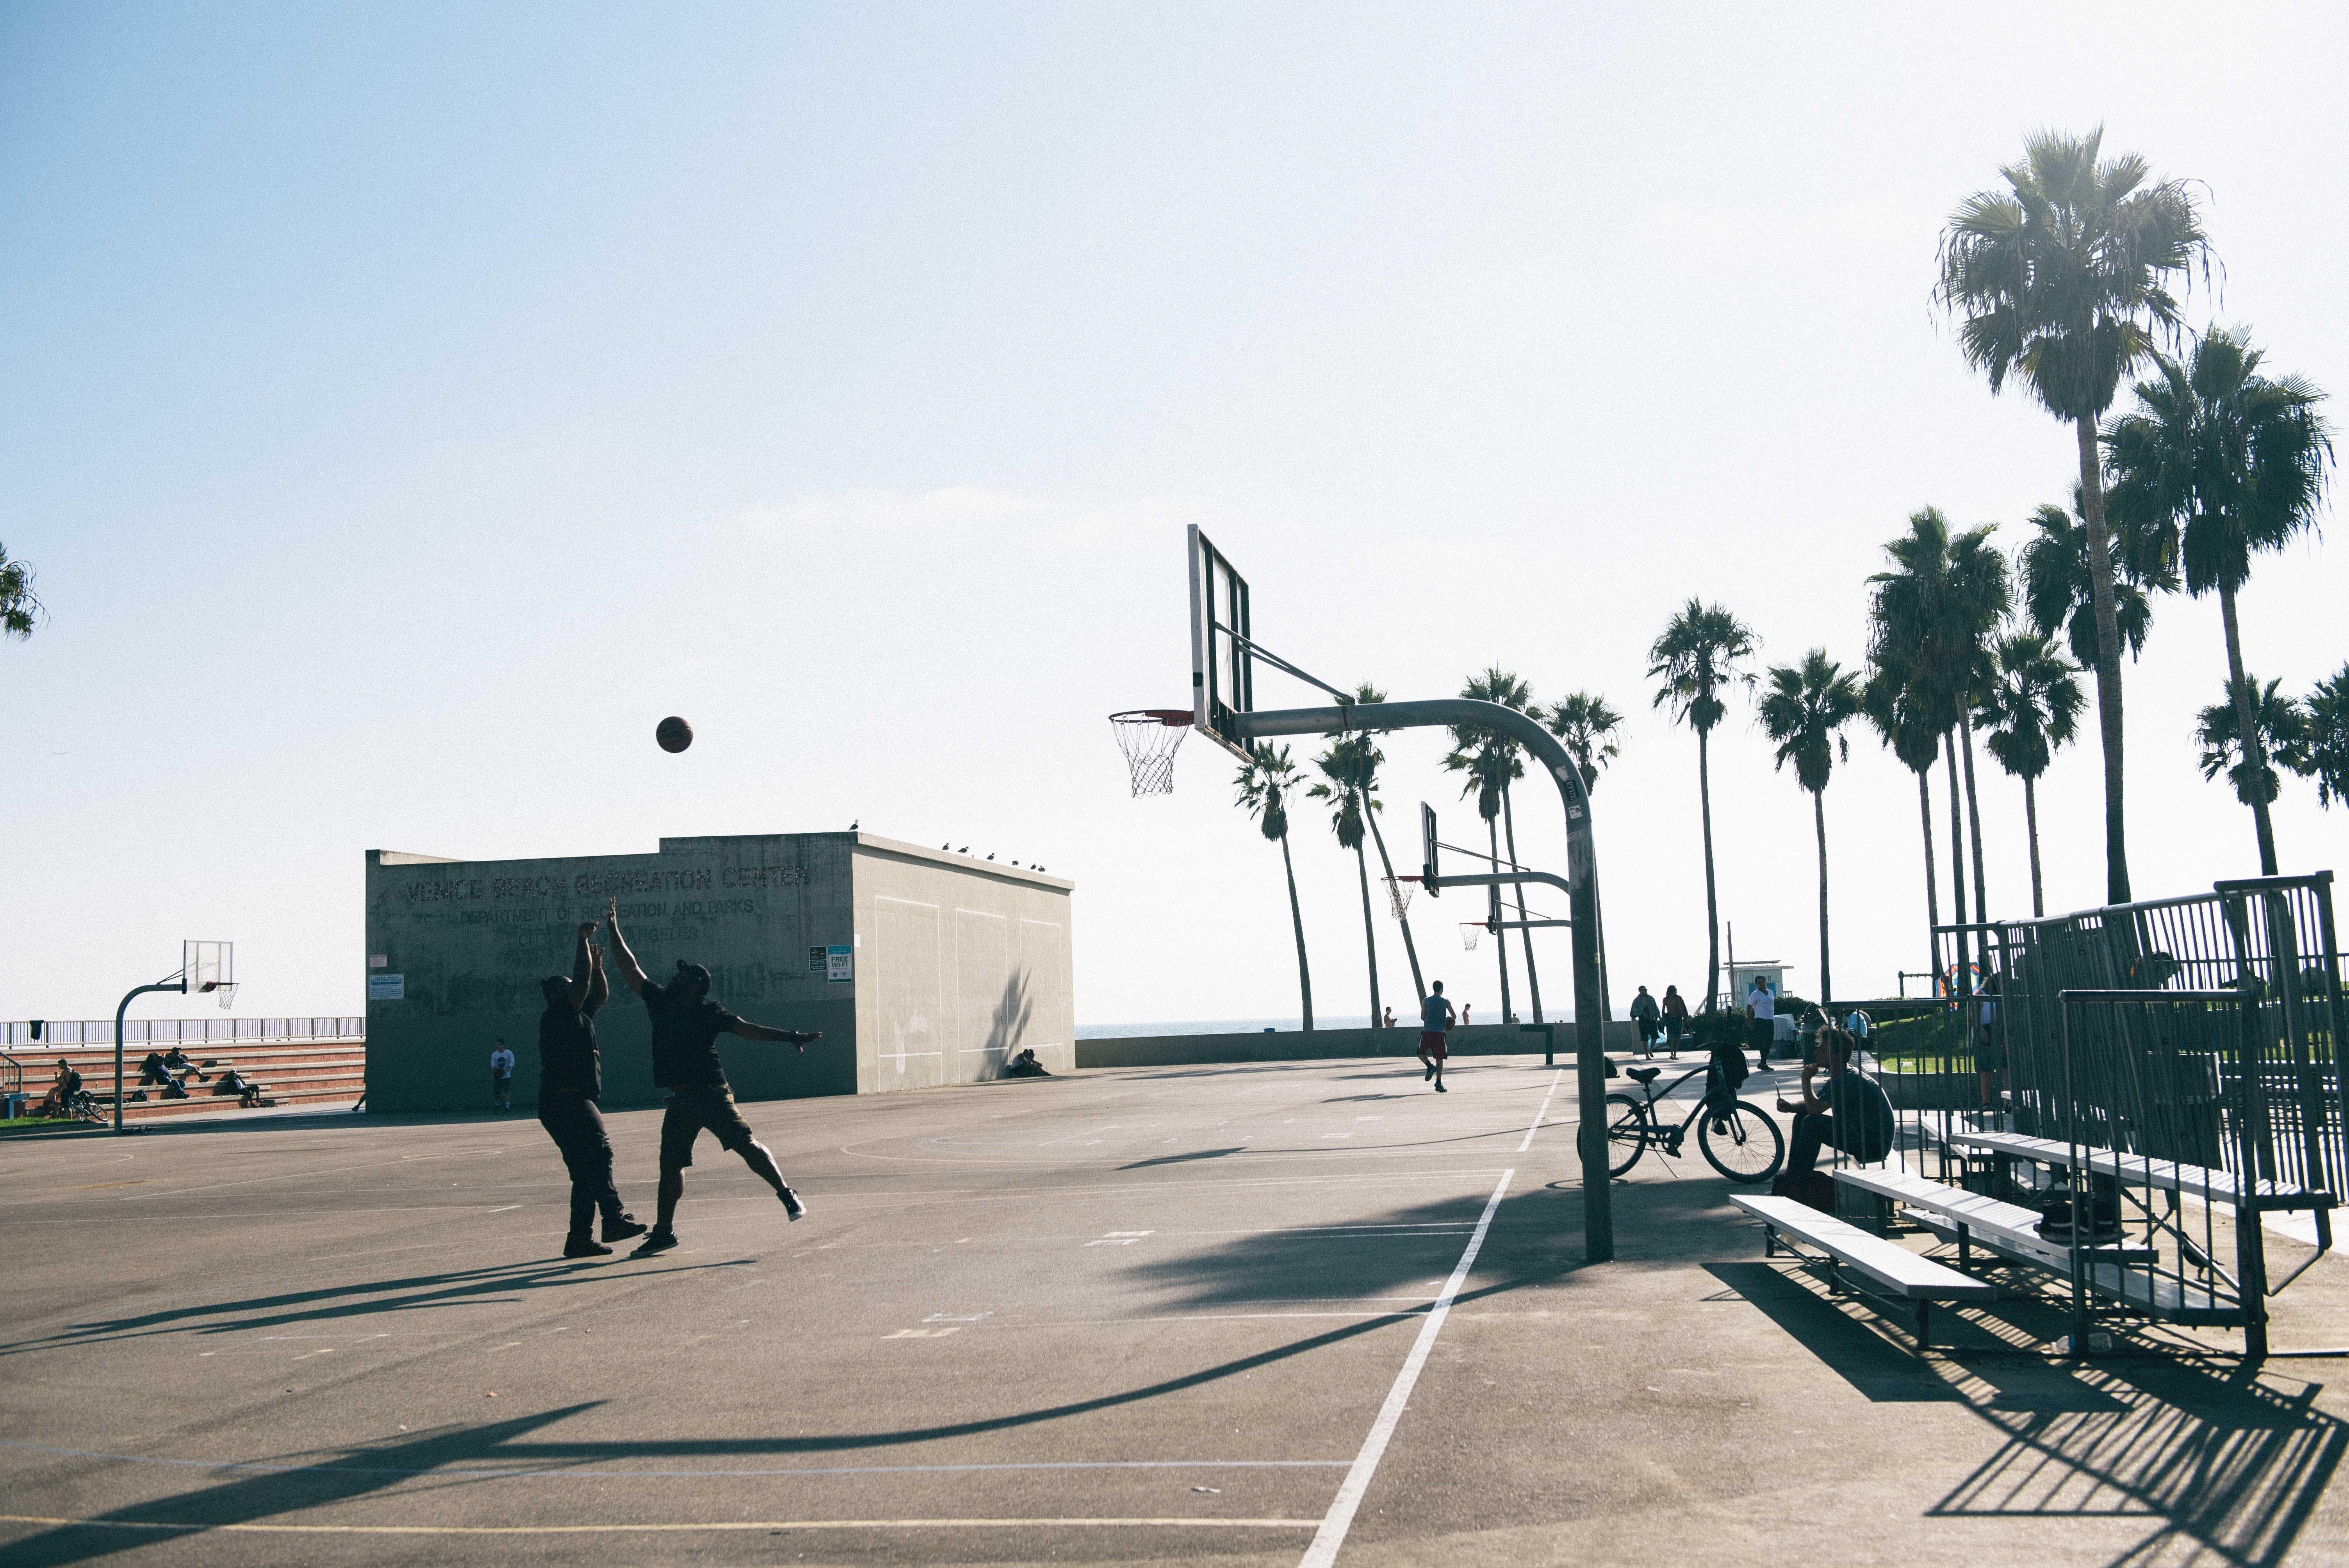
left=981, top=968, right=1034, bottom=1079
left=2, top=1404, right=599, bottom=1568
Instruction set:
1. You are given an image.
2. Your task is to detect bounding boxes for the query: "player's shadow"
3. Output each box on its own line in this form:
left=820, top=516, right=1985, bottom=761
left=0, top=1404, right=599, bottom=1568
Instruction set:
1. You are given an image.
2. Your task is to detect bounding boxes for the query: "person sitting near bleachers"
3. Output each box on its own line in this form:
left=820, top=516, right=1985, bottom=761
left=35, top=1060, right=84, bottom=1118
left=160, top=1046, right=210, bottom=1085
left=138, top=1051, right=193, bottom=1098
left=1775, top=1026, right=1894, bottom=1178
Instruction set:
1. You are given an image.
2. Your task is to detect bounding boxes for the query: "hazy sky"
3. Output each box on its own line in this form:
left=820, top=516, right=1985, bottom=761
left=4, top=3, right=2344, bottom=1024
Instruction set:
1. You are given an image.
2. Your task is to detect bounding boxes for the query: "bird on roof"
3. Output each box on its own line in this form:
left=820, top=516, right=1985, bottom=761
left=850, top=820, right=859, bottom=830
left=986, top=853, right=996, bottom=860
left=957, top=846, right=969, bottom=854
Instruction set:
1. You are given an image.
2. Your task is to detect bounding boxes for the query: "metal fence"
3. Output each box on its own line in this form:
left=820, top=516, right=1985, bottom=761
left=1861, top=872, right=2345, bottom=1353
left=0, top=1018, right=365, bottom=1048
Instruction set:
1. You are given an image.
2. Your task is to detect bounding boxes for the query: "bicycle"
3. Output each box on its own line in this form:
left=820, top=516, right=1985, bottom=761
left=1603, top=1062, right=1784, bottom=1183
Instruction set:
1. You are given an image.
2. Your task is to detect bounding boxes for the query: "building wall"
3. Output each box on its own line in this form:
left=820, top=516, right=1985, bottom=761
left=852, top=841, right=1075, bottom=1091
left=363, top=834, right=1075, bottom=1112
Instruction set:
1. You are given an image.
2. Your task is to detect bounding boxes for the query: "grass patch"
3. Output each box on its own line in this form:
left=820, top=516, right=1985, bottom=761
left=0, top=1115, right=81, bottom=1133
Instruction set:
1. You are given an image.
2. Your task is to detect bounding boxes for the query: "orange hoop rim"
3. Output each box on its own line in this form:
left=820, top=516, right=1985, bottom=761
left=1109, top=709, right=1195, bottom=727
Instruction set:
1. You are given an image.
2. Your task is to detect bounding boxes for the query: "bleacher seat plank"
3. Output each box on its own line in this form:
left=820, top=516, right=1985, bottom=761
left=1946, top=1130, right=2331, bottom=1210
left=1730, top=1194, right=1994, bottom=1301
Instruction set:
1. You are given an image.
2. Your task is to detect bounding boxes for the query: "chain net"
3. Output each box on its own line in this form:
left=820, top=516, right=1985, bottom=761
left=1110, top=710, right=1192, bottom=797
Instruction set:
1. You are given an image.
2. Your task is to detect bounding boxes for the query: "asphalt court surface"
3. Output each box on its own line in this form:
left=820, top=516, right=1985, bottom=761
left=4, top=1055, right=2345, bottom=1566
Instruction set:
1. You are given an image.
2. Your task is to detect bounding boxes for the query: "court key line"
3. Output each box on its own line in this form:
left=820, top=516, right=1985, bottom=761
left=1299, top=1166, right=1513, bottom=1568
left=1516, top=1070, right=1564, bottom=1153
left=0, top=1513, right=1317, bottom=1536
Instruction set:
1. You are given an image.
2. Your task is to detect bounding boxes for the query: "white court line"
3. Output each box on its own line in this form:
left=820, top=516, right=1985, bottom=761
left=1516, top=1071, right=1564, bottom=1153
left=0, top=1513, right=1316, bottom=1536
left=1298, top=1167, right=1512, bottom=1568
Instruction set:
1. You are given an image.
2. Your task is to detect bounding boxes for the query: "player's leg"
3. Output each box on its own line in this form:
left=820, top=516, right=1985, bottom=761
left=634, top=1097, right=698, bottom=1256
left=709, top=1090, right=807, bottom=1221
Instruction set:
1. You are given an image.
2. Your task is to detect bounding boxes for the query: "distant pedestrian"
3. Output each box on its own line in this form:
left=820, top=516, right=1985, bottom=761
left=1461, top=1003, right=1473, bottom=1027
left=1381, top=1006, right=1395, bottom=1030
left=535, top=923, right=645, bottom=1258
left=489, top=1040, right=515, bottom=1112
left=604, top=897, right=823, bottom=1257
left=1629, top=986, right=1661, bottom=1057
left=1661, top=985, right=1690, bottom=1054
left=1417, top=982, right=1456, bottom=1094
left=1745, top=977, right=1777, bottom=1067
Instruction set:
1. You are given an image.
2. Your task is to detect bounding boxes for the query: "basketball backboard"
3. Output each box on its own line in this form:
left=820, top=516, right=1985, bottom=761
left=1187, top=525, right=1251, bottom=759
left=185, top=940, right=237, bottom=1009
left=1420, top=802, right=1440, bottom=896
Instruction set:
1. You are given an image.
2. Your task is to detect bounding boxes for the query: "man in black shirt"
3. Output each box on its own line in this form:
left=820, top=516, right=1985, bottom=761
left=604, top=897, right=822, bottom=1257
left=538, top=923, right=646, bottom=1258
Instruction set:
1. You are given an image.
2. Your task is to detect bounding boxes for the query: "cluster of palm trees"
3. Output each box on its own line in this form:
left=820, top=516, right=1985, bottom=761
left=1224, top=130, right=2349, bottom=1028
left=1233, top=674, right=1622, bottom=1030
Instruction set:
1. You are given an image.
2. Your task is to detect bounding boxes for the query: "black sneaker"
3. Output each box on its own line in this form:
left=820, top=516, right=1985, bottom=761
left=563, top=1235, right=613, bottom=1258
left=779, top=1186, right=808, bottom=1222
left=1422, top=1064, right=1434, bottom=1081
left=1434, top=1081, right=1447, bottom=1093
left=631, top=1229, right=678, bottom=1258
left=602, top=1215, right=648, bottom=1245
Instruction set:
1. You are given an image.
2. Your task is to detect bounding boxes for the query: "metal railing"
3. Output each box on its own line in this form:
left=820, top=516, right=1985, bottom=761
left=1, top=1018, right=365, bottom=1048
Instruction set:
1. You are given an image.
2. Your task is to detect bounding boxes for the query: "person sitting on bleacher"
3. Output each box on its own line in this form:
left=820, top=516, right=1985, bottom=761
left=35, top=1060, right=84, bottom=1118
left=137, top=1050, right=193, bottom=1098
left=1775, top=1026, right=1894, bottom=1178
left=161, top=1046, right=210, bottom=1085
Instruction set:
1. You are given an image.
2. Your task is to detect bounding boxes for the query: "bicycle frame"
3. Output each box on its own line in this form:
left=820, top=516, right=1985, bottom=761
left=1622, top=1064, right=1731, bottom=1156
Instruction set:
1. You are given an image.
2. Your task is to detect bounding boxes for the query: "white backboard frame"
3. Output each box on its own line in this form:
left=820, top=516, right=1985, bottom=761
left=1187, top=524, right=1252, bottom=760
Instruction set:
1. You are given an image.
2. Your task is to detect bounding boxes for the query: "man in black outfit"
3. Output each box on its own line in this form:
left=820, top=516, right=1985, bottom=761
left=603, top=898, right=821, bottom=1258
left=537, top=923, right=646, bottom=1258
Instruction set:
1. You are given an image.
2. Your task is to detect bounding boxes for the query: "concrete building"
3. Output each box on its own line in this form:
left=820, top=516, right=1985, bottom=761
left=364, top=834, right=1074, bottom=1114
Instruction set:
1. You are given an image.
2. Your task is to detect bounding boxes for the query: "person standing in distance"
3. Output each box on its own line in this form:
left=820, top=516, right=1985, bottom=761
left=1629, top=985, right=1662, bottom=1058
left=1417, top=981, right=1456, bottom=1093
left=537, top=923, right=645, bottom=1258
left=488, top=1039, right=515, bottom=1113
left=603, top=898, right=821, bottom=1257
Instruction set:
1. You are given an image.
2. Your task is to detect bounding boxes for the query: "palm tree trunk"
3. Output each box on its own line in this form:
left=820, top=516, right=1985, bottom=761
left=1812, top=788, right=1832, bottom=1005
left=2220, top=584, right=2281, bottom=876
left=1279, top=834, right=1313, bottom=1031
left=1698, top=727, right=1721, bottom=1009
left=1353, top=839, right=1382, bottom=1028
left=1944, top=732, right=1968, bottom=994
left=1502, top=787, right=1543, bottom=1024
left=1916, top=767, right=1941, bottom=984
left=2076, top=415, right=2132, bottom=905
left=1959, top=713, right=1991, bottom=976
left=1362, top=803, right=1426, bottom=1005
left=2024, top=775, right=2044, bottom=919
left=1486, top=815, right=1514, bottom=1022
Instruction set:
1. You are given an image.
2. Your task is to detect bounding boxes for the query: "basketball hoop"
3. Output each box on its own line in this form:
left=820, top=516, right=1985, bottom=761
left=1460, top=921, right=1482, bottom=951
left=1386, top=874, right=1415, bottom=919
left=1110, top=710, right=1192, bottom=796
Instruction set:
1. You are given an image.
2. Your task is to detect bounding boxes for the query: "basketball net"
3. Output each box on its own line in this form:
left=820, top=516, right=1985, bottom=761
left=1460, top=922, right=1482, bottom=951
left=1385, top=876, right=1412, bottom=920
left=1110, top=710, right=1192, bottom=797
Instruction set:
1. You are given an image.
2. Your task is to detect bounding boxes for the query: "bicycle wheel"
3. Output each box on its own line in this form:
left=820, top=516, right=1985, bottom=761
left=1698, top=1099, right=1784, bottom=1183
left=1603, top=1092, right=1649, bottom=1177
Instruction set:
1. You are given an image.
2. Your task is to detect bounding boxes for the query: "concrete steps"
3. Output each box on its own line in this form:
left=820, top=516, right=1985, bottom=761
left=12, top=1039, right=365, bottom=1122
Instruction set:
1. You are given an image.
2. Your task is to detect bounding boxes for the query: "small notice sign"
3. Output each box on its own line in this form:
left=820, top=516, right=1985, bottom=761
left=825, top=945, right=854, bottom=983
left=368, top=954, right=388, bottom=969
left=807, top=945, right=827, bottom=976
left=367, top=973, right=405, bottom=1001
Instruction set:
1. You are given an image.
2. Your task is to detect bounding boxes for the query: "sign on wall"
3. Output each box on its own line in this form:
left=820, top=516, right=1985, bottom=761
left=367, top=973, right=405, bottom=1001
left=826, top=944, right=854, bottom=982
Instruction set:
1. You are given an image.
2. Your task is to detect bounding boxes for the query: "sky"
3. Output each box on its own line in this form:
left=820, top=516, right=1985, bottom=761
left=3, top=2, right=2344, bottom=1025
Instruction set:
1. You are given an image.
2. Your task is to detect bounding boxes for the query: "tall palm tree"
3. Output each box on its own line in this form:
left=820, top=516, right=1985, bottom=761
left=1864, top=669, right=1947, bottom=983
left=1235, top=742, right=1312, bottom=1031
left=1345, top=684, right=1426, bottom=1006
left=1869, top=508, right=2007, bottom=977
left=1310, top=734, right=1382, bottom=1028
left=2103, top=326, right=2335, bottom=875
left=0, top=542, right=42, bottom=641
left=2196, top=677, right=2311, bottom=836
left=1938, top=127, right=2210, bottom=905
left=2295, top=664, right=2349, bottom=810
left=1461, top=668, right=1545, bottom=1023
left=1440, top=718, right=1523, bottom=1023
left=1758, top=652, right=1862, bottom=1005
left=1649, top=600, right=1757, bottom=1009
left=1538, top=692, right=1625, bottom=792
left=2018, top=484, right=2175, bottom=672
left=1976, top=633, right=2086, bottom=918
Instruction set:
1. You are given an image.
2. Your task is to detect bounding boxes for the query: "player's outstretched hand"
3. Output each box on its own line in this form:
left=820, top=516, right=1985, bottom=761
left=604, top=896, right=619, bottom=925
left=795, top=1030, right=822, bottom=1051
left=577, top=923, right=595, bottom=940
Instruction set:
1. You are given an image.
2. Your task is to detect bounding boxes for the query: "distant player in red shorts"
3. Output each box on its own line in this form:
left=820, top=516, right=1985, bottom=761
left=1417, top=981, right=1456, bottom=1093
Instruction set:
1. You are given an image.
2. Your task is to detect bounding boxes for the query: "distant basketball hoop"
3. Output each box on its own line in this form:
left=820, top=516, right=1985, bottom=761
left=1109, top=710, right=1192, bottom=797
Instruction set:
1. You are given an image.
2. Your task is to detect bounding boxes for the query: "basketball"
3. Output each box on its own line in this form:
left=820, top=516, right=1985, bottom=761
left=656, top=716, right=693, bottom=754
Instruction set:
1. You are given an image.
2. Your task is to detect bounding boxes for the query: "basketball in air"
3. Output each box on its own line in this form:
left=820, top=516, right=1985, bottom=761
left=656, top=716, right=693, bottom=754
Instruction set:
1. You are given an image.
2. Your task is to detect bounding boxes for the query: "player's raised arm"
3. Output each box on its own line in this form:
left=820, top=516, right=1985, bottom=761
left=568, top=923, right=595, bottom=1010
left=604, top=898, right=651, bottom=995
left=729, top=1018, right=821, bottom=1051
left=586, top=940, right=610, bottom=1014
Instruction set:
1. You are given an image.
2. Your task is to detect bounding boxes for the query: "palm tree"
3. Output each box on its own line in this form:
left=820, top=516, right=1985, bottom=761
left=1440, top=716, right=1523, bottom=1023
left=2018, top=484, right=2175, bottom=672
left=1649, top=600, right=1757, bottom=1009
left=0, top=542, right=42, bottom=641
left=1461, top=668, right=1546, bottom=1024
left=2295, top=664, right=2349, bottom=810
left=1758, top=652, right=1862, bottom=1005
left=2196, top=677, right=2311, bottom=836
left=1538, top=692, right=1625, bottom=792
left=1864, top=668, right=1947, bottom=984
left=1345, top=684, right=1426, bottom=1006
left=1869, top=508, right=2008, bottom=978
left=1235, top=742, right=1312, bottom=1031
left=1976, top=633, right=2086, bottom=918
left=2103, top=326, right=2335, bottom=875
left=1310, top=734, right=1382, bottom=1028
left=1938, top=127, right=2210, bottom=905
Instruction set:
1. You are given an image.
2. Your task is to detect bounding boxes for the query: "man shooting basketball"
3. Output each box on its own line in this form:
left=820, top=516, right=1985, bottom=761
left=535, top=923, right=645, bottom=1257
left=603, top=897, right=820, bottom=1256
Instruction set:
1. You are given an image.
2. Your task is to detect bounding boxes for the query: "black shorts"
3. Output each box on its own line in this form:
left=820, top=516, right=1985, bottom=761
left=659, top=1083, right=756, bottom=1169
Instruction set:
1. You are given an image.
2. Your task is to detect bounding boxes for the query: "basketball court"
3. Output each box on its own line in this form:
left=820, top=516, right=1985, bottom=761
left=7, top=1056, right=2346, bottom=1566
